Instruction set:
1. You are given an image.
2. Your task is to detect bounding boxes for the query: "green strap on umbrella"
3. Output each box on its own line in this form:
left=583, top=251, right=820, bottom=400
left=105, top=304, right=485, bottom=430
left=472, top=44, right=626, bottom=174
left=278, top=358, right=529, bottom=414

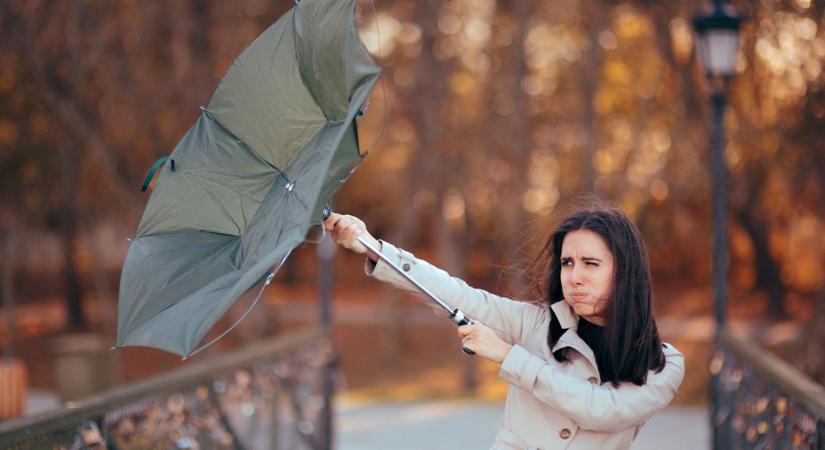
left=140, top=156, right=175, bottom=192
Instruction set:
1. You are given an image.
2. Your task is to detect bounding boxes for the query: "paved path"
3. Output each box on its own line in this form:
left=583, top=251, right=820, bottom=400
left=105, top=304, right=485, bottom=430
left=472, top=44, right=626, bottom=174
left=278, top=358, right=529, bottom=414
left=336, top=400, right=708, bottom=450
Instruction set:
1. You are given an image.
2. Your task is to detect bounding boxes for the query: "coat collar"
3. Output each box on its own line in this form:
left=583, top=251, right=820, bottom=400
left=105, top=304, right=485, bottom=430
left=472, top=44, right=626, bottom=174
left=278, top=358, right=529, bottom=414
left=550, top=301, right=600, bottom=377
left=550, top=301, right=579, bottom=329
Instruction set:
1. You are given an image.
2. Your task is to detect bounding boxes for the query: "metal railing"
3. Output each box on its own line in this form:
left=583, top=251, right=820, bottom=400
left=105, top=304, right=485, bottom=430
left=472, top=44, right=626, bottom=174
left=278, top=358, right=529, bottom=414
left=710, top=328, right=825, bottom=449
left=0, top=326, right=335, bottom=450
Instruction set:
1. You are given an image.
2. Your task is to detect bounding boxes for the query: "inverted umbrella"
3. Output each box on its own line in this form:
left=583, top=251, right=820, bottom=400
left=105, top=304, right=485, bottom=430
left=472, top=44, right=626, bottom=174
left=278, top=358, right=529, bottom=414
left=115, top=0, right=381, bottom=358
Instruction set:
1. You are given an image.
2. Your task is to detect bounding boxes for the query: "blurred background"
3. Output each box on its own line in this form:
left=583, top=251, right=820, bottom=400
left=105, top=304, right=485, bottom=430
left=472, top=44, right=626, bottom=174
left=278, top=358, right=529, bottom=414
left=0, top=0, right=824, bottom=449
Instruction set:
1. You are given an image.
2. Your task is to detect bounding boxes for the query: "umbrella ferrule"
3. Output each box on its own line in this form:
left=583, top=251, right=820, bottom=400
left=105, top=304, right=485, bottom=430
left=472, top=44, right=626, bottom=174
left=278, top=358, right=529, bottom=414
left=450, top=309, right=471, bottom=327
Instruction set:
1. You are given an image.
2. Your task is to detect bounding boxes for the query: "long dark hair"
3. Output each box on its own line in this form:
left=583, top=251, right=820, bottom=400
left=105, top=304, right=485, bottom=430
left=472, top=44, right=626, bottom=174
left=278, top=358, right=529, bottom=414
left=532, top=202, right=666, bottom=386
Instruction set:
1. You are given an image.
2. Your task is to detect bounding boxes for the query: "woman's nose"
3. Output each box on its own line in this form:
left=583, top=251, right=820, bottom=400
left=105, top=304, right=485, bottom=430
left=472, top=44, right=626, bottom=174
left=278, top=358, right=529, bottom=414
left=570, top=266, right=584, bottom=285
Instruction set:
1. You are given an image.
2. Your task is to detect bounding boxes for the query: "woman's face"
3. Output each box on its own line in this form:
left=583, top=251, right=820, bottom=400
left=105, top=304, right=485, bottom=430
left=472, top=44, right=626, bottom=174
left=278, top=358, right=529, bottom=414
left=560, top=229, right=615, bottom=326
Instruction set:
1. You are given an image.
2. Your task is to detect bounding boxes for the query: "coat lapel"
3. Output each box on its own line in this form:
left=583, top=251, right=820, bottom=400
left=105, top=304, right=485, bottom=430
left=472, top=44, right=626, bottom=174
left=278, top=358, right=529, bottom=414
left=550, top=301, right=578, bottom=329
left=550, top=301, right=600, bottom=376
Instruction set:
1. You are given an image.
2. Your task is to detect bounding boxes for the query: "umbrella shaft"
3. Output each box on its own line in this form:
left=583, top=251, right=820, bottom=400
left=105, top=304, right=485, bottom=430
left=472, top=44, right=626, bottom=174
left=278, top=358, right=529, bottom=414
left=357, top=236, right=456, bottom=316
left=355, top=235, right=475, bottom=356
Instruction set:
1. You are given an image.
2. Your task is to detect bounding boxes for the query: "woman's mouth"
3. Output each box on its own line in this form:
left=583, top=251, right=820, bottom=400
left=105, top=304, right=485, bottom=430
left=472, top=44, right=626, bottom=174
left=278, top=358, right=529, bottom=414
left=569, top=293, right=588, bottom=302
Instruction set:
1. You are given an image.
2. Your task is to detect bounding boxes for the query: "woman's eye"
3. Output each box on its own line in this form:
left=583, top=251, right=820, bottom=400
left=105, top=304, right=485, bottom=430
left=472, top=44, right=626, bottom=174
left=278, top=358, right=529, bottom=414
left=586, top=261, right=599, bottom=267
left=561, top=259, right=573, bottom=266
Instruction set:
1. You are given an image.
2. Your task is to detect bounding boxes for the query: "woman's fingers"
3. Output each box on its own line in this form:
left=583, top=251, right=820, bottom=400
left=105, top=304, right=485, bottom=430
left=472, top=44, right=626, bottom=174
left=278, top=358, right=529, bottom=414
left=337, top=227, right=357, bottom=248
left=324, top=213, right=370, bottom=254
left=457, top=324, right=473, bottom=338
left=458, top=324, right=478, bottom=353
left=456, top=321, right=512, bottom=363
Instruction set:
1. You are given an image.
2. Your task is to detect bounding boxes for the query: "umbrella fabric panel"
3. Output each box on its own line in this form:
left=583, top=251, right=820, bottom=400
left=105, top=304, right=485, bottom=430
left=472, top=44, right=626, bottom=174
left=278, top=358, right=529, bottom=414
left=290, top=76, right=379, bottom=231
left=135, top=113, right=281, bottom=238
left=295, top=0, right=359, bottom=123
left=206, top=7, right=327, bottom=172
left=340, top=24, right=384, bottom=105
left=117, top=230, right=240, bottom=350
left=294, top=0, right=382, bottom=124
left=309, top=121, right=362, bottom=221
left=293, top=0, right=382, bottom=221
left=120, top=163, right=311, bottom=355
left=117, top=276, right=241, bottom=355
left=117, top=260, right=246, bottom=356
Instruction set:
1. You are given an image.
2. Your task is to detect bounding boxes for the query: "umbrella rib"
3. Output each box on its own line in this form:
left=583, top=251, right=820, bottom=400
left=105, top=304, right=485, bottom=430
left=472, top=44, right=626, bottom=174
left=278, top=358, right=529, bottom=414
left=184, top=249, right=292, bottom=359
left=200, top=107, right=285, bottom=176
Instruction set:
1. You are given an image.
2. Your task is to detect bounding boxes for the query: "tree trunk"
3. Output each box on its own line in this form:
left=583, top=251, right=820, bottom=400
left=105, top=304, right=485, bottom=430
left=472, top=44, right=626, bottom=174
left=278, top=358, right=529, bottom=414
left=799, top=288, right=825, bottom=384
left=491, top=0, right=533, bottom=301
left=734, top=204, right=787, bottom=318
left=1, top=229, right=16, bottom=359
left=61, top=142, right=86, bottom=331
left=434, top=197, right=477, bottom=391
left=579, top=0, right=605, bottom=194
left=86, top=231, right=116, bottom=337
left=377, top=0, right=449, bottom=360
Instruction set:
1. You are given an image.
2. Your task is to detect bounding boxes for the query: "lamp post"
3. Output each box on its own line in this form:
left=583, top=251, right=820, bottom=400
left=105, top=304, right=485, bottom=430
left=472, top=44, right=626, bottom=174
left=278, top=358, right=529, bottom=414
left=693, top=3, right=742, bottom=449
left=693, top=0, right=742, bottom=331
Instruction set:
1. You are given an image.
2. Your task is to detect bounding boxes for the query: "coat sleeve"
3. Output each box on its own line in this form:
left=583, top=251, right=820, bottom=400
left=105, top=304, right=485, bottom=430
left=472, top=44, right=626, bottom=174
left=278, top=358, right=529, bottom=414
left=498, top=343, right=686, bottom=432
left=364, top=240, right=545, bottom=344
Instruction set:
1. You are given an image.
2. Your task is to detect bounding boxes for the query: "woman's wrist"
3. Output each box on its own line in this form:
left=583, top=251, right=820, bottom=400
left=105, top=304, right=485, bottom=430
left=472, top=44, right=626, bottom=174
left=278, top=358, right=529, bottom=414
left=495, top=343, right=514, bottom=364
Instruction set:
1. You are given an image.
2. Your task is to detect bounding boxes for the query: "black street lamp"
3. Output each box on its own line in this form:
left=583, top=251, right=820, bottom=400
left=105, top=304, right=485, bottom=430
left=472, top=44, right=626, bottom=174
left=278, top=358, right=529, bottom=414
left=693, top=1, right=742, bottom=331
left=693, top=3, right=742, bottom=449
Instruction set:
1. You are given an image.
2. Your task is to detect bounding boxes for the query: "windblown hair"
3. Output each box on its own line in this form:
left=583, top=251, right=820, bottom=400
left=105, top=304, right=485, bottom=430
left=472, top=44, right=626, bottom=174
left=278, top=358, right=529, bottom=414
left=531, top=202, right=666, bottom=386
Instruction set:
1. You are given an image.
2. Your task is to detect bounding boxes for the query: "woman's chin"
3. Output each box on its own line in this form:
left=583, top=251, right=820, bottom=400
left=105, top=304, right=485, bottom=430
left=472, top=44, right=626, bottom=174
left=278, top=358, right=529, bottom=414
left=571, top=305, right=605, bottom=325
left=570, top=304, right=590, bottom=316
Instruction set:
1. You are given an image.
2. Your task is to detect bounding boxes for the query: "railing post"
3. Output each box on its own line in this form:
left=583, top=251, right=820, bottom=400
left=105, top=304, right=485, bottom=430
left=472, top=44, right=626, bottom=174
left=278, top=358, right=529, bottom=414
left=710, top=345, right=732, bottom=450
left=270, top=385, right=281, bottom=449
left=317, top=233, right=336, bottom=450
left=818, top=419, right=825, bottom=450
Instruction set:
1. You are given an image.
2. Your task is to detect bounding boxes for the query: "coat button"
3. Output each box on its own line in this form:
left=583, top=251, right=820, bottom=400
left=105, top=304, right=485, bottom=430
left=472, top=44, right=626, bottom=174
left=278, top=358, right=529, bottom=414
left=402, top=263, right=411, bottom=271
left=559, top=428, right=572, bottom=439
left=587, top=376, right=598, bottom=385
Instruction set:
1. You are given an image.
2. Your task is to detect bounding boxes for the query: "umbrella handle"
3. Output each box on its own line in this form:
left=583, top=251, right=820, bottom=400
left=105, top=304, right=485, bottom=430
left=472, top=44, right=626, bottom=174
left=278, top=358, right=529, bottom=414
left=322, top=207, right=475, bottom=356
left=450, top=310, right=476, bottom=355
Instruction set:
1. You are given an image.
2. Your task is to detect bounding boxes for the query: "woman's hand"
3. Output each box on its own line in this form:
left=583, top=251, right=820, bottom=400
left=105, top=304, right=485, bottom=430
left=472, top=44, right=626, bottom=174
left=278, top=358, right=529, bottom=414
left=458, top=321, right=513, bottom=363
left=323, top=212, right=381, bottom=261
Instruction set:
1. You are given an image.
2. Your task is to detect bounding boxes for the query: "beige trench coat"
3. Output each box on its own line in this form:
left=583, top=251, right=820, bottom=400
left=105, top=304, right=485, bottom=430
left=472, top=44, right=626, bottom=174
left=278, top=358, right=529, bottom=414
left=365, top=241, right=686, bottom=450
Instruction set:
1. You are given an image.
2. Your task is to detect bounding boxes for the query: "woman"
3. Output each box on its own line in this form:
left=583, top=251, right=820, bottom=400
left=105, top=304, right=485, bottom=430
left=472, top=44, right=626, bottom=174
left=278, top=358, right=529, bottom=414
left=323, top=204, right=685, bottom=450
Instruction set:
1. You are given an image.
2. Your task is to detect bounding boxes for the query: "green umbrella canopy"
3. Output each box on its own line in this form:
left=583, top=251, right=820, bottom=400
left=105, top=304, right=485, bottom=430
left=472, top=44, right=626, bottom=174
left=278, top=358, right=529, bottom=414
left=116, top=0, right=380, bottom=358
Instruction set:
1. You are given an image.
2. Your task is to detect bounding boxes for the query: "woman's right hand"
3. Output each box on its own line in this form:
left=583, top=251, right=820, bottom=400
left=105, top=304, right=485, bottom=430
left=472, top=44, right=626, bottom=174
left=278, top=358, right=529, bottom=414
left=322, top=212, right=381, bottom=261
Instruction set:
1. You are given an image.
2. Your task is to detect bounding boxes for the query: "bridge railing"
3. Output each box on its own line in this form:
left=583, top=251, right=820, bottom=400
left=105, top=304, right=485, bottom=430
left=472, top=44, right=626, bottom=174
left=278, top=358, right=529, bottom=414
left=0, top=326, right=335, bottom=450
left=710, top=328, right=825, bottom=449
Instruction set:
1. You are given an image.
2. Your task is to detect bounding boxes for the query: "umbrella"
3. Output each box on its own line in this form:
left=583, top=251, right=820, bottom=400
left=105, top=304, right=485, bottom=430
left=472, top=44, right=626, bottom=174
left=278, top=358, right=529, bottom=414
left=115, top=0, right=381, bottom=358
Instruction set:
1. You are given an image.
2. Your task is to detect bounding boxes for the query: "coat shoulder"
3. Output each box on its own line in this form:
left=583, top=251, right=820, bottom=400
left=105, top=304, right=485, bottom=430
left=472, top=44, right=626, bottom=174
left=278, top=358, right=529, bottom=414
left=662, top=342, right=683, bottom=358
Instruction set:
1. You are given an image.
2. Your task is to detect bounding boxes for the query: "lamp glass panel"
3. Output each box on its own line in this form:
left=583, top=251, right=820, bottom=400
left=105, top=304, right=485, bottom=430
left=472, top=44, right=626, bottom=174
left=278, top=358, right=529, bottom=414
left=695, top=33, right=711, bottom=74
left=706, top=29, right=740, bottom=75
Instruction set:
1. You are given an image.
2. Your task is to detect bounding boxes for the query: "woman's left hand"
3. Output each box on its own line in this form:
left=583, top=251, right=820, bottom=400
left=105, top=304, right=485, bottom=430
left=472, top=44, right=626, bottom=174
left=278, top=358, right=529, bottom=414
left=458, top=321, right=513, bottom=364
